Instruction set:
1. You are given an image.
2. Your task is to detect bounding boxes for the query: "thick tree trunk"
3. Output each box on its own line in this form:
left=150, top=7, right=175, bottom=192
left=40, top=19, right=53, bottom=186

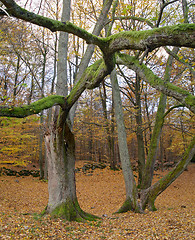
left=45, top=113, right=98, bottom=221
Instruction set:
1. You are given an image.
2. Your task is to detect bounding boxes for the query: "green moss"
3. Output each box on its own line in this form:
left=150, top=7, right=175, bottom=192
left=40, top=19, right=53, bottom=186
left=109, top=23, right=195, bottom=42
left=146, top=136, right=195, bottom=207
left=51, top=200, right=77, bottom=221
left=116, top=198, right=133, bottom=213
left=185, top=95, right=195, bottom=106
left=147, top=199, right=157, bottom=211
left=67, top=59, right=104, bottom=106
left=50, top=198, right=99, bottom=222
left=0, top=95, right=65, bottom=118
left=117, top=53, right=195, bottom=113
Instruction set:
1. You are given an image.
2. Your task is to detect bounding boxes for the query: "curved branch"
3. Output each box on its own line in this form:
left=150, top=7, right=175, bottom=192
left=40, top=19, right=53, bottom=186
left=141, top=135, right=195, bottom=210
left=1, top=0, right=104, bottom=47
left=0, top=95, right=65, bottom=118
left=113, top=16, right=154, bottom=28
left=107, top=24, right=195, bottom=53
left=1, top=1, right=195, bottom=54
left=67, top=59, right=111, bottom=109
left=156, top=0, right=179, bottom=27
left=116, top=53, right=195, bottom=113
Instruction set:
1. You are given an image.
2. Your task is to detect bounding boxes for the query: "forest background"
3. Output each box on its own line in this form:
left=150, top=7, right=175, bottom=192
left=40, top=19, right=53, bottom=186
left=0, top=0, right=194, bottom=172
left=0, top=0, right=195, bottom=237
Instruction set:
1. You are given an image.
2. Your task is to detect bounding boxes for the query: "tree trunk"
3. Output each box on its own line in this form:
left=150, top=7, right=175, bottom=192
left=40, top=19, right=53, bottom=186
left=141, top=47, right=179, bottom=190
left=140, top=136, right=195, bottom=211
left=135, top=74, right=145, bottom=187
left=45, top=112, right=98, bottom=221
left=110, top=69, right=141, bottom=213
left=39, top=112, right=44, bottom=179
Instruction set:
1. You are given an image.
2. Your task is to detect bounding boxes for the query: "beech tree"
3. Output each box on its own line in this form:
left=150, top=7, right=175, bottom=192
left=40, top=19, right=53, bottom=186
left=0, top=0, right=195, bottom=220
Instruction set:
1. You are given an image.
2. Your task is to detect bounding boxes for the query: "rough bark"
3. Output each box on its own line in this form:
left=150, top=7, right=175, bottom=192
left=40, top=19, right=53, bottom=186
left=44, top=112, right=98, bottom=221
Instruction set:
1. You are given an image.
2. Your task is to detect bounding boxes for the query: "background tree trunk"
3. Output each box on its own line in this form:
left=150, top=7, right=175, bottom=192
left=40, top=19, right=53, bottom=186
left=110, top=69, right=140, bottom=213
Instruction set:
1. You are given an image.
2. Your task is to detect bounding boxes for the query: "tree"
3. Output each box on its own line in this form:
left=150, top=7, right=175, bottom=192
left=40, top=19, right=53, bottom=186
left=0, top=0, right=194, bottom=219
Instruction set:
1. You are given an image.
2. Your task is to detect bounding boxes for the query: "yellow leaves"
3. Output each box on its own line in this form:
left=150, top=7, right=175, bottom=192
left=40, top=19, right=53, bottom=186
left=0, top=164, right=195, bottom=239
left=0, top=116, right=40, bottom=167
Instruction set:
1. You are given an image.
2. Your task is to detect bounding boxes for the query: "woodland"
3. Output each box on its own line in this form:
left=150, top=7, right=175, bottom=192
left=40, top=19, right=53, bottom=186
left=0, top=0, right=195, bottom=228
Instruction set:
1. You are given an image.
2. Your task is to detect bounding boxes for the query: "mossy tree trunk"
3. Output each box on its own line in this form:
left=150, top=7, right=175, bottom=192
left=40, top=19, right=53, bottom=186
left=141, top=47, right=178, bottom=190
left=140, top=136, right=195, bottom=211
left=45, top=110, right=98, bottom=221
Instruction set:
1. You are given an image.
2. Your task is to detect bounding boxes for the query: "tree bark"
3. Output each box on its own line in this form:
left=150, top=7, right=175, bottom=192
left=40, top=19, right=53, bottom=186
left=135, top=74, right=145, bottom=187
left=140, top=136, right=195, bottom=211
left=110, top=69, right=140, bottom=213
left=141, top=47, right=178, bottom=190
left=45, top=112, right=98, bottom=220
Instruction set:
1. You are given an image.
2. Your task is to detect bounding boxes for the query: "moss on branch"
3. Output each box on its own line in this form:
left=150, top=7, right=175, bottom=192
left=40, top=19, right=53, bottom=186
left=2, top=0, right=104, bottom=47
left=117, top=53, right=195, bottom=113
left=107, top=23, right=195, bottom=52
left=0, top=95, right=65, bottom=118
left=143, top=136, right=195, bottom=209
left=2, top=1, right=195, bottom=53
left=66, top=59, right=108, bottom=108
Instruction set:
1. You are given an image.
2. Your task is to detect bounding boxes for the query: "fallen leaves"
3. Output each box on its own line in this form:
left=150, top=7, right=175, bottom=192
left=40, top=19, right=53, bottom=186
left=0, top=163, right=194, bottom=239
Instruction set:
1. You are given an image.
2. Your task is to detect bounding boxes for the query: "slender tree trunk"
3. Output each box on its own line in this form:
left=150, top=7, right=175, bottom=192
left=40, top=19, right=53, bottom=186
left=135, top=74, right=145, bottom=187
left=140, top=136, right=195, bottom=211
left=39, top=112, right=44, bottom=179
left=13, top=54, right=20, bottom=102
left=99, top=83, right=116, bottom=168
left=110, top=69, right=140, bottom=213
left=110, top=100, right=117, bottom=167
left=141, top=47, right=179, bottom=190
left=69, top=0, right=113, bottom=124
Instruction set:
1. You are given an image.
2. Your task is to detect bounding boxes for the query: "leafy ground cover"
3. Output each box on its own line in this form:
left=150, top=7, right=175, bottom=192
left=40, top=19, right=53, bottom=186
left=0, top=162, right=194, bottom=239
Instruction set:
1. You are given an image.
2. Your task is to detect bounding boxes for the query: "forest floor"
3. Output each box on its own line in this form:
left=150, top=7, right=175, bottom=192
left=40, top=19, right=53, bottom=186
left=0, top=162, right=194, bottom=239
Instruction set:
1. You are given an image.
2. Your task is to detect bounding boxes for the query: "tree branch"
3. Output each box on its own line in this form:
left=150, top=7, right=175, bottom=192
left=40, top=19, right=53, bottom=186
left=0, top=95, right=65, bottom=118
left=116, top=53, right=195, bottom=114
left=107, top=24, right=195, bottom=53
left=1, top=0, right=195, bottom=54
left=113, top=16, right=154, bottom=28
left=0, top=0, right=105, bottom=48
left=145, top=135, right=195, bottom=205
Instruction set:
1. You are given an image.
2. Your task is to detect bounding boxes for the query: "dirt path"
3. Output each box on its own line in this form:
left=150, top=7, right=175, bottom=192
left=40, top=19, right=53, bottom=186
left=0, top=163, right=194, bottom=239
